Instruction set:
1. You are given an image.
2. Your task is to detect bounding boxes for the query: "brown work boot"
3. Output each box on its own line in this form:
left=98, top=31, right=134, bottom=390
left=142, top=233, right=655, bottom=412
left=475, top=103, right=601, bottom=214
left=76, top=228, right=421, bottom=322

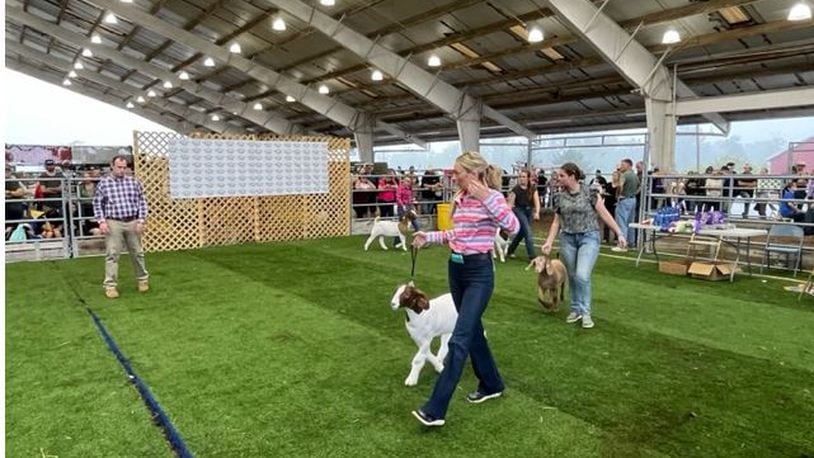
left=138, top=280, right=150, bottom=293
left=105, top=287, right=119, bottom=299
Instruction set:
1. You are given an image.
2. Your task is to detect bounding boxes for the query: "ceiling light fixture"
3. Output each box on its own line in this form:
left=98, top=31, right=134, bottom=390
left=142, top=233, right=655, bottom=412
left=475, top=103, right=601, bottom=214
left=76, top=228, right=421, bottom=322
left=320, top=0, right=336, bottom=5
left=178, top=71, right=190, bottom=80
left=147, top=90, right=157, bottom=97
left=137, top=96, right=146, bottom=103
left=62, top=78, right=72, bottom=86
left=285, top=95, right=296, bottom=102
left=120, top=0, right=133, bottom=3
left=82, top=48, right=93, bottom=57
left=661, top=28, right=681, bottom=44
left=318, top=84, right=330, bottom=94
left=163, top=81, right=173, bottom=89
left=91, top=33, right=102, bottom=44
left=211, top=114, right=221, bottom=121
left=253, top=102, right=263, bottom=110
left=203, top=57, right=215, bottom=67
left=272, top=17, right=286, bottom=31
left=371, top=69, right=384, bottom=81
left=527, top=26, right=544, bottom=43
left=427, top=54, right=441, bottom=67
left=74, top=61, right=84, bottom=70
left=126, top=101, right=135, bottom=108
left=229, top=43, right=242, bottom=54
left=788, top=2, right=812, bottom=20
left=103, top=12, right=118, bottom=24
left=68, top=70, right=78, bottom=78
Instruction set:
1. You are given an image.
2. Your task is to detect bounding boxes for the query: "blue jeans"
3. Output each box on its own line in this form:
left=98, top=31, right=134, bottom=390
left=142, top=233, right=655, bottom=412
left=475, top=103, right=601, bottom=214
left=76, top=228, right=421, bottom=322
left=508, top=207, right=536, bottom=259
left=615, top=197, right=637, bottom=247
left=423, top=255, right=503, bottom=419
left=559, top=231, right=600, bottom=316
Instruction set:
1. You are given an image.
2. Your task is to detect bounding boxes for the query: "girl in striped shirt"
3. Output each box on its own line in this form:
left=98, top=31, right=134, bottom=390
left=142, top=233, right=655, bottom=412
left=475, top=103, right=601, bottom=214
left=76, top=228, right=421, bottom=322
left=410, top=151, right=519, bottom=427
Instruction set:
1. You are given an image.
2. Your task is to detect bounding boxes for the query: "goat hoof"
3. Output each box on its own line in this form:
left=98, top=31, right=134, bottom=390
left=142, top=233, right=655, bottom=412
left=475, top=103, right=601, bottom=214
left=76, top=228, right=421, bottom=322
left=434, top=365, right=444, bottom=373
left=404, top=377, right=418, bottom=386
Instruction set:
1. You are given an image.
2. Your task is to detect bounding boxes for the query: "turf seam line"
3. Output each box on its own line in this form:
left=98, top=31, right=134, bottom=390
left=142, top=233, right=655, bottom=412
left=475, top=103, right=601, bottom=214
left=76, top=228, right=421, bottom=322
left=85, top=308, right=194, bottom=458
left=52, top=263, right=194, bottom=458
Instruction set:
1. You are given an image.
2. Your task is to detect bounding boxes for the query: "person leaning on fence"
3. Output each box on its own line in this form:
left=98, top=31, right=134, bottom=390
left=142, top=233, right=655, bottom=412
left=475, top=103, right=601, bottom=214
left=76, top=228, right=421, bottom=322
left=92, top=155, right=150, bottom=299
left=541, top=163, right=626, bottom=329
left=410, top=151, right=519, bottom=427
left=612, top=158, right=639, bottom=252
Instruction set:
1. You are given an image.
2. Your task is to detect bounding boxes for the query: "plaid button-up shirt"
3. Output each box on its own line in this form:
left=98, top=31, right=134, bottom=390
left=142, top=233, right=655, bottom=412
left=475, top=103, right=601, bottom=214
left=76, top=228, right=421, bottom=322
left=93, top=174, right=148, bottom=222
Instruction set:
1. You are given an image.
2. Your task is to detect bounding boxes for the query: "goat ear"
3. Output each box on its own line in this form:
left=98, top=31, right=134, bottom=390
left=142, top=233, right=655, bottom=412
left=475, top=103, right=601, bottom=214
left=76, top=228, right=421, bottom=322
left=417, top=294, right=430, bottom=310
left=407, top=280, right=415, bottom=287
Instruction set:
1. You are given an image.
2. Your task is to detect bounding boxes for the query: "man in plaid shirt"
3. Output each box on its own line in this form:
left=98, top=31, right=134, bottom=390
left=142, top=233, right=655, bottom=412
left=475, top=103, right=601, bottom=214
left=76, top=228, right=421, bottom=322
left=93, top=155, right=149, bottom=299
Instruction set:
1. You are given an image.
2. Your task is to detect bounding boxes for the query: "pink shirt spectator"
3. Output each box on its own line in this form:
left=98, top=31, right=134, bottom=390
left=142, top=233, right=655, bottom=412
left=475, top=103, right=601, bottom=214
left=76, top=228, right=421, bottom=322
left=378, top=179, right=397, bottom=202
left=426, top=189, right=519, bottom=255
left=396, top=182, right=414, bottom=206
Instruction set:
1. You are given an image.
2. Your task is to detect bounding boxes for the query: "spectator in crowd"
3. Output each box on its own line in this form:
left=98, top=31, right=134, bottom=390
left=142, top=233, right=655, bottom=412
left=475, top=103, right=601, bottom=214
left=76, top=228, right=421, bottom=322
left=410, top=151, right=519, bottom=427
left=684, top=170, right=705, bottom=212
left=377, top=170, right=398, bottom=218
left=737, top=163, right=757, bottom=218
left=780, top=180, right=805, bottom=222
left=589, top=170, right=607, bottom=189
left=755, top=167, right=780, bottom=219
left=395, top=175, right=420, bottom=247
left=704, top=168, right=725, bottom=211
left=536, top=169, right=548, bottom=206
left=601, top=170, right=619, bottom=244
left=79, top=168, right=102, bottom=236
left=420, top=169, right=442, bottom=215
left=541, top=162, right=626, bottom=329
left=649, top=167, right=665, bottom=210
left=5, top=165, right=28, bottom=239
left=721, top=164, right=735, bottom=214
left=506, top=169, right=540, bottom=260
left=352, top=168, right=376, bottom=219
left=92, top=155, right=150, bottom=299
left=612, top=158, right=639, bottom=252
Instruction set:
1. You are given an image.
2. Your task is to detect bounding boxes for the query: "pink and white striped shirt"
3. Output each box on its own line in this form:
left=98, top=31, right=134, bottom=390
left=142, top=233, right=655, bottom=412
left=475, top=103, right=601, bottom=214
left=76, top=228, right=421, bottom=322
left=426, top=189, right=519, bottom=254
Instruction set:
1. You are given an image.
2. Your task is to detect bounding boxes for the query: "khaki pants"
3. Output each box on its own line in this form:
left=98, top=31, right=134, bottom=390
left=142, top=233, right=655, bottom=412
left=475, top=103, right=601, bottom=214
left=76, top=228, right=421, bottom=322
left=104, top=219, right=149, bottom=288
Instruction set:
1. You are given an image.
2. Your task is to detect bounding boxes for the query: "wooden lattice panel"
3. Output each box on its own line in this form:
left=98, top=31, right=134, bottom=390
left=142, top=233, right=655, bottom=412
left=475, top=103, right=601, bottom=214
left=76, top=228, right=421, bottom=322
left=133, top=131, right=350, bottom=252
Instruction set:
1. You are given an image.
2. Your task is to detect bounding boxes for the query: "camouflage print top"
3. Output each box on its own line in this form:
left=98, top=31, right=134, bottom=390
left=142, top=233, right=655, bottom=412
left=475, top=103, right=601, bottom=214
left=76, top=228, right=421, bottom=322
left=552, top=184, right=600, bottom=234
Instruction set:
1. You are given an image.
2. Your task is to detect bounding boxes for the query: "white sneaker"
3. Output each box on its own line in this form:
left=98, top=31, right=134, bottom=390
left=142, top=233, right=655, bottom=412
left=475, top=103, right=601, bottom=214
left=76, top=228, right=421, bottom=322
left=611, top=246, right=627, bottom=252
left=566, top=312, right=582, bottom=323
left=582, top=315, right=595, bottom=329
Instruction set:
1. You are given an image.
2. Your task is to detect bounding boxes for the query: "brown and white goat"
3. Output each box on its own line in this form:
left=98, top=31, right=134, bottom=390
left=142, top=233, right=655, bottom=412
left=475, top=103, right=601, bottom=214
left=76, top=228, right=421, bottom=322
left=526, top=255, right=567, bottom=312
left=493, top=228, right=510, bottom=263
left=389, top=282, right=457, bottom=386
left=364, top=211, right=417, bottom=251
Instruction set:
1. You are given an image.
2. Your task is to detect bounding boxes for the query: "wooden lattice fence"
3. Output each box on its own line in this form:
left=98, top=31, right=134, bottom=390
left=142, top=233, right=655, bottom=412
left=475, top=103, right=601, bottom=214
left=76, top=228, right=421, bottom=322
left=133, top=131, right=350, bottom=252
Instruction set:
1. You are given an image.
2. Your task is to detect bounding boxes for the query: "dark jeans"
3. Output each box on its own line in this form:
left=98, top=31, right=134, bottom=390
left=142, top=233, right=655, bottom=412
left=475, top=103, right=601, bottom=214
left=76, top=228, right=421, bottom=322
left=507, top=207, right=535, bottom=259
left=423, top=254, right=504, bottom=419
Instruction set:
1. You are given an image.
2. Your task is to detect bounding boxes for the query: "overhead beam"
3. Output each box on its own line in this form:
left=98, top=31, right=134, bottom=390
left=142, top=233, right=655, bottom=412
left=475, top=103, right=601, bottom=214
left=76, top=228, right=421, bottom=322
left=5, top=60, right=195, bottom=134
left=6, top=40, right=236, bottom=134
left=88, top=0, right=425, bottom=148
left=674, top=87, right=814, bottom=116
left=545, top=0, right=729, bottom=139
left=6, top=5, right=303, bottom=135
left=265, top=0, right=535, bottom=141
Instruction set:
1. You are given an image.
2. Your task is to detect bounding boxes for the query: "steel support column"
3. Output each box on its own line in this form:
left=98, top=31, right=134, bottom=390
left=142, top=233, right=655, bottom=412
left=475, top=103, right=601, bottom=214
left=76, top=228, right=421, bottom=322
left=645, top=98, right=676, bottom=172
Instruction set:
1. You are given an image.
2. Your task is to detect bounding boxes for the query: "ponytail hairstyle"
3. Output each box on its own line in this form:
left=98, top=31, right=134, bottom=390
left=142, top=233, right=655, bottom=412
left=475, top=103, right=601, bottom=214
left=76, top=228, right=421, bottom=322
left=560, top=162, right=585, bottom=181
left=451, top=151, right=500, bottom=212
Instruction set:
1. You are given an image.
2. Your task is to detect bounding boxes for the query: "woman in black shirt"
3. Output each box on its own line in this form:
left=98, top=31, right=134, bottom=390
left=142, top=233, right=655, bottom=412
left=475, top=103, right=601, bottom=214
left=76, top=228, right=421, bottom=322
left=507, top=169, right=540, bottom=260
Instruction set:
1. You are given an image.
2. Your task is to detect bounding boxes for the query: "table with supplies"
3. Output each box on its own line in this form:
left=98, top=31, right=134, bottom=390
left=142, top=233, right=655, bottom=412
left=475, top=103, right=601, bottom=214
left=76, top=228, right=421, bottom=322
left=628, top=223, right=768, bottom=282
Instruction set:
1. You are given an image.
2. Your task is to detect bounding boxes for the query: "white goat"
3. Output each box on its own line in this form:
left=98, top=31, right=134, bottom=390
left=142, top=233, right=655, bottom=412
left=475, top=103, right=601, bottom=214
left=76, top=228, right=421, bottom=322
left=493, top=228, right=510, bottom=263
left=364, top=211, right=416, bottom=251
left=390, top=282, right=457, bottom=386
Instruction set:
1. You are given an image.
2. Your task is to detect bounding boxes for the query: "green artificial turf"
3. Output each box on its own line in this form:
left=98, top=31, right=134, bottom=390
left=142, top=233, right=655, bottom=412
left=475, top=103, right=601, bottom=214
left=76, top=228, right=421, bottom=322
left=5, top=236, right=813, bottom=457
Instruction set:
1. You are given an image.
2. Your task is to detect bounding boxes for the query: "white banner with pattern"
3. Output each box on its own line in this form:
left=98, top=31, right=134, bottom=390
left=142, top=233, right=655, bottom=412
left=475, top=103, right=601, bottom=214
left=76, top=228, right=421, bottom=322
left=168, top=138, right=329, bottom=198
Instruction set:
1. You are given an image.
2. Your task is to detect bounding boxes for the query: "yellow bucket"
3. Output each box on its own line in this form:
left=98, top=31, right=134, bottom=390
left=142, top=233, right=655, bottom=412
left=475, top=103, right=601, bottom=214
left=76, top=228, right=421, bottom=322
left=436, top=203, right=454, bottom=230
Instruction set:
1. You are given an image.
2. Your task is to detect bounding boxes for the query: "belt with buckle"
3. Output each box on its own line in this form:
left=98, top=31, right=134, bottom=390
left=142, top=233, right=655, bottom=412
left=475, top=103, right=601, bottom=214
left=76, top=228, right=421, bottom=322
left=109, top=216, right=138, bottom=222
left=450, top=251, right=492, bottom=264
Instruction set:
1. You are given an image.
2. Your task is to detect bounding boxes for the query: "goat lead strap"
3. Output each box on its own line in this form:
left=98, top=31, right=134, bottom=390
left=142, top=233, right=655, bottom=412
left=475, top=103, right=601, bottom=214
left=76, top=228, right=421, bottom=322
left=410, top=246, right=418, bottom=280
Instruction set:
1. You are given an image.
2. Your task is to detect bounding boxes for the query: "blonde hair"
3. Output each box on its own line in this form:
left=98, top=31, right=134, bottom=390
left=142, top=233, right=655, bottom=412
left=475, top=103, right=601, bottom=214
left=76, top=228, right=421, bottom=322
left=455, top=151, right=502, bottom=190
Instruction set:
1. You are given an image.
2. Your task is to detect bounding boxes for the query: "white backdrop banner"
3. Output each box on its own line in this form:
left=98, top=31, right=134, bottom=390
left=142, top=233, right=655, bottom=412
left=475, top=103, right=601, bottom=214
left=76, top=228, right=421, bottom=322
left=168, top=138, right=329, bottom=198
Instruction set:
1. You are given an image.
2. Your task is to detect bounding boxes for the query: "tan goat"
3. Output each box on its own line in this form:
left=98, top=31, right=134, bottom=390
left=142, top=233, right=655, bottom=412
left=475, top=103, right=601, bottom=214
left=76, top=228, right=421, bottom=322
left=526, top=255, right=567, bottom=312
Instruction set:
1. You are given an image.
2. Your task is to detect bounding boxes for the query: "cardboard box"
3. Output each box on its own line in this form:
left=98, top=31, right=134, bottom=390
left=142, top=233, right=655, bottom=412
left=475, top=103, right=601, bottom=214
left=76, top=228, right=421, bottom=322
left=688, top=262, right=734, bottom=281
left=658, top=259, right=691, bottom=276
